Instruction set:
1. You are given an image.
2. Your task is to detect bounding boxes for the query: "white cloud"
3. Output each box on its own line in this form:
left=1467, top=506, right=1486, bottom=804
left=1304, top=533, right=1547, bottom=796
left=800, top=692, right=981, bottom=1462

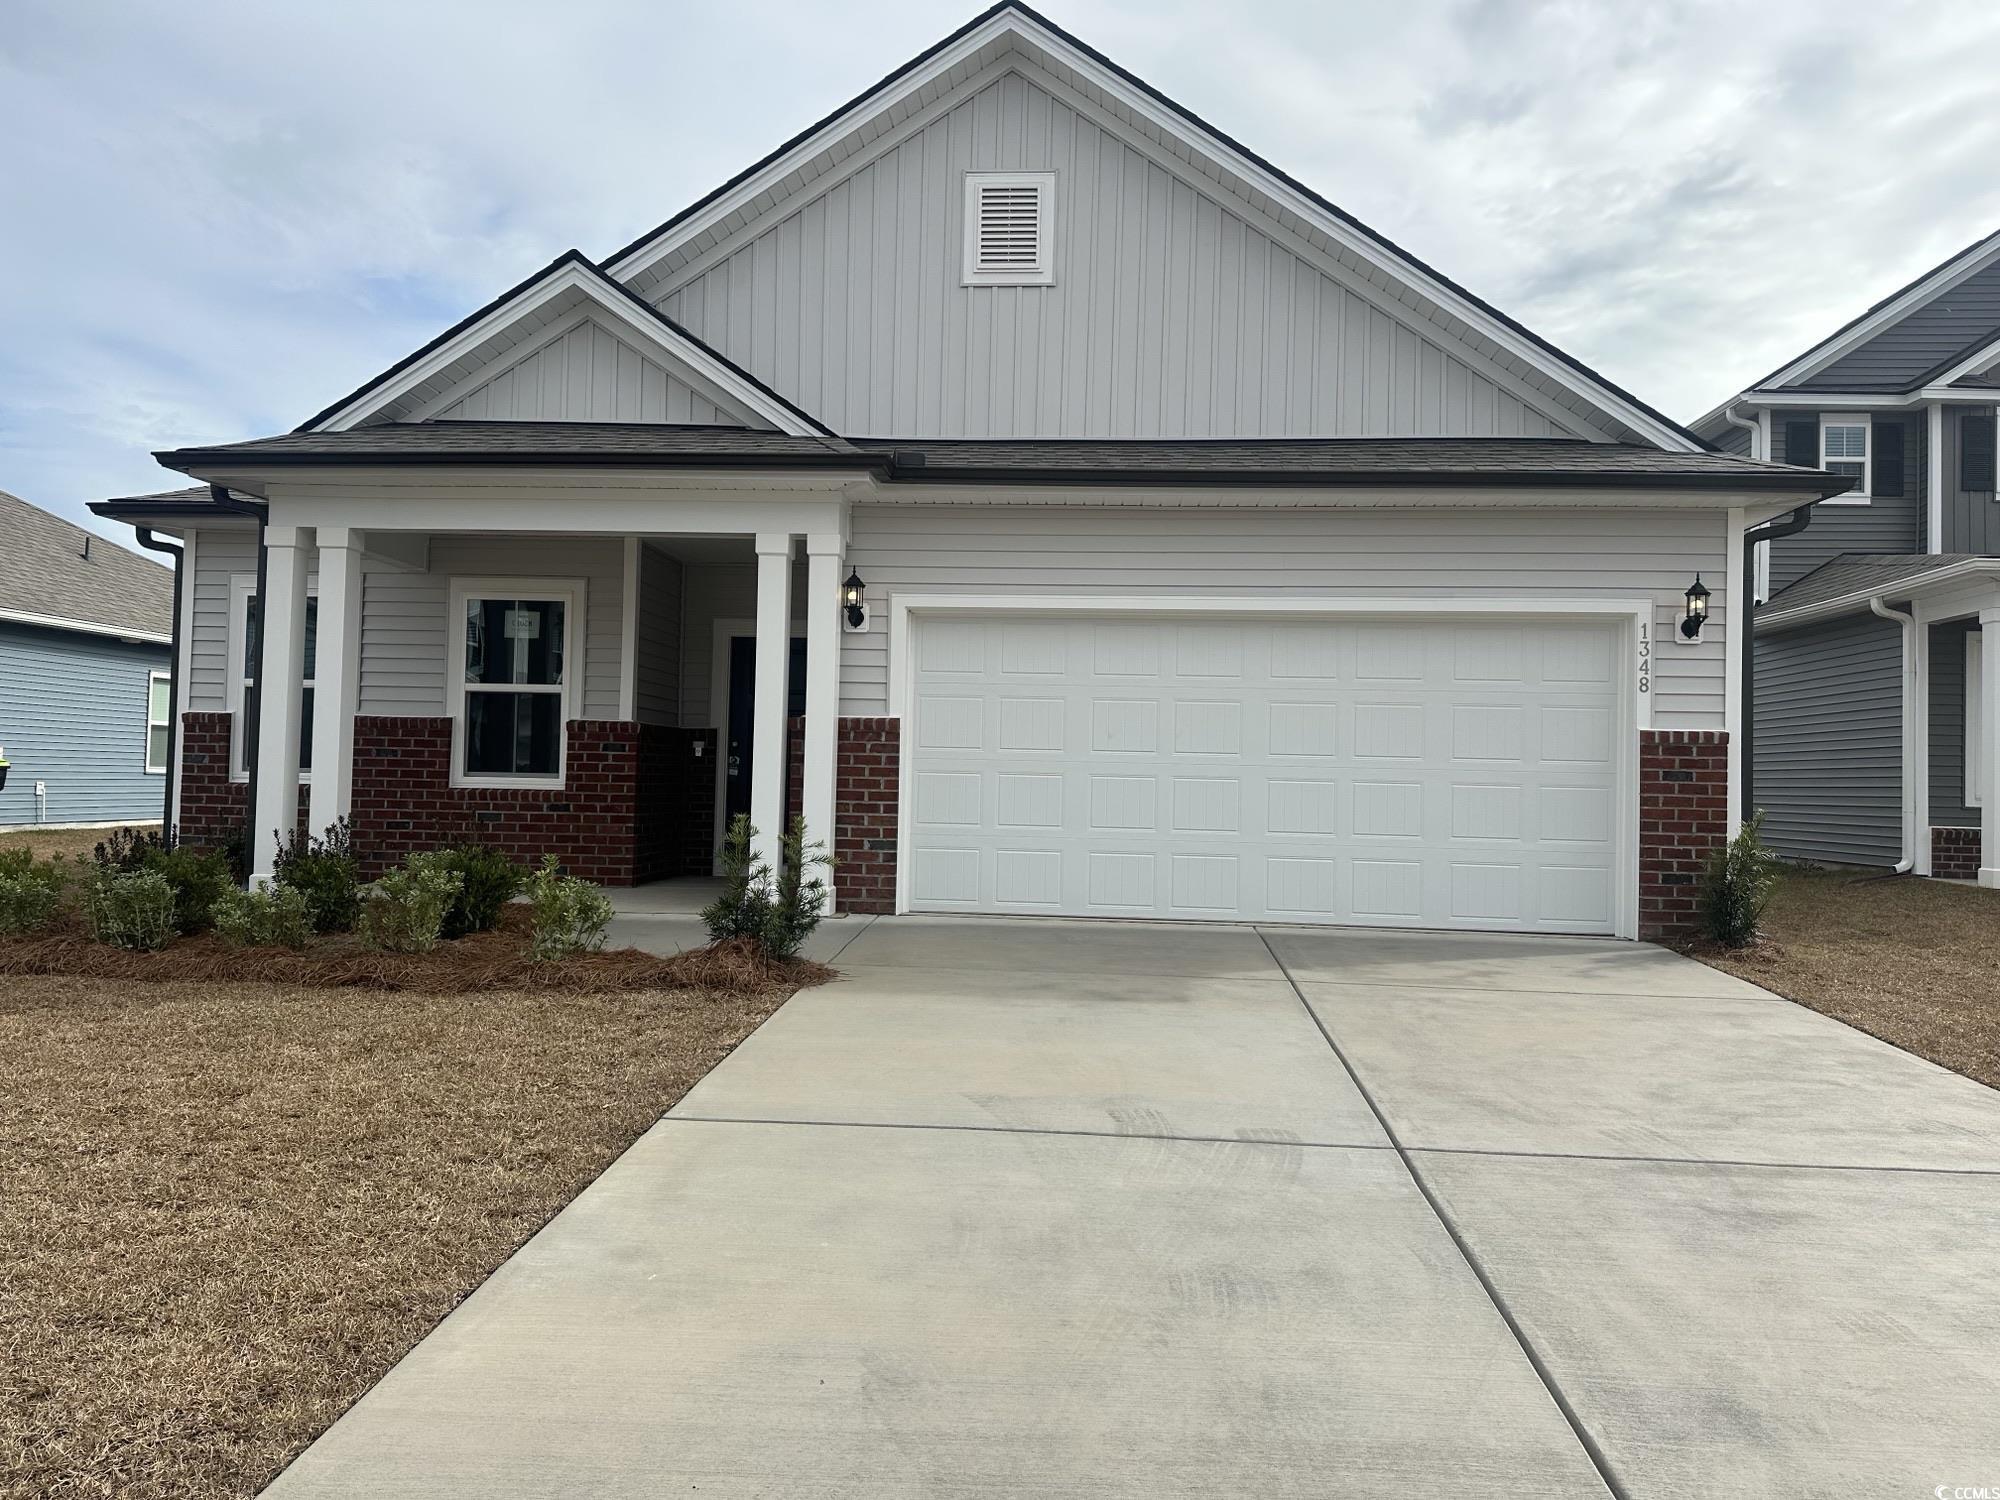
left=4, top=0, right=1999, bottom=535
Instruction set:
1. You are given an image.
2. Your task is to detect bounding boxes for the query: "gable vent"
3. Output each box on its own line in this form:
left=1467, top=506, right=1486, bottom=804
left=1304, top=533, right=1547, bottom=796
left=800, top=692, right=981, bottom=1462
left=964, top=172, right=1055, bottom=286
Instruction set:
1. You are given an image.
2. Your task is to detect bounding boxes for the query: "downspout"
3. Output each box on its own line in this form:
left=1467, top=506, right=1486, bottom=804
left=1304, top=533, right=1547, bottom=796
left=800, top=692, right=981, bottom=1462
left=133, top=527, right=184, bottom=835
left=207, top=486, right=269, bottom=875
left=1739, top=503, right=1816, bottom=821
left=1870, top=597, right=1918, bottom=875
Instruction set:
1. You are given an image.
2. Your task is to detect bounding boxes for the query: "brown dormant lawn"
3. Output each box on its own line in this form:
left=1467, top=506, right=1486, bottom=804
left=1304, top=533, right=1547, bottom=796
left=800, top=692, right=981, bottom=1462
left=1691, top=867, right=2000, bottom=1091
left=0, top=971, right=805, bottom=1500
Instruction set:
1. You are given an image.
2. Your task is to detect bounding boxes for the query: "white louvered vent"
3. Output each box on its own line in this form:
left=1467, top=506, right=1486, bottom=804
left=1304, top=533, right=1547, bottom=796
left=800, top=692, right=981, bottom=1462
left=963, top=172, right=1055, bottom=286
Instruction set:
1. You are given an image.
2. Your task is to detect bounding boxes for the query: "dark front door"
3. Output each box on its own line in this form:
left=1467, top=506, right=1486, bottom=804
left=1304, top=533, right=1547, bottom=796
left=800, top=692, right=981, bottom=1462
left=724, top=635, right=808, bottom=830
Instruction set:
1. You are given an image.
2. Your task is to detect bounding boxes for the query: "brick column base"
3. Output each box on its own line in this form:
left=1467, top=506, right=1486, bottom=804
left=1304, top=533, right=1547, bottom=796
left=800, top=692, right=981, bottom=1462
left=1931, top=826, right=1981, bottom=881
left=175, top=711, right=306, bottom=863
left=833, top=717, right=899, bottom=913
left=1639, top=728, right=1728, bottom=941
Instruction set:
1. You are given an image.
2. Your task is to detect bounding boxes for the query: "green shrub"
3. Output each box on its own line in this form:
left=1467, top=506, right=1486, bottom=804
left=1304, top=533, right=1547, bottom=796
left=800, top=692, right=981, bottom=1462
left=408, top=844, right=523, bottom=939
left=0, top=849, right=67, bottom=936
left=700, top=815, right=830, bottom=958
left=528, top=855, right=613, bottom=961
left=141, top=846, right=233, bottom=935
left=92, top=825, right=171, bottom=874
left=359, top=861, right=464, bottom=954
left=1700, top=813, right=1778, bottom=948
left=272, top=818, right=362, bottom=934
left=212, top=884, right=313, bottom=949
left=84, top=870, right=177, bottom=951
left=701, top=814, right=773, bottom=942
left=761, top=816, right=831, bottom=959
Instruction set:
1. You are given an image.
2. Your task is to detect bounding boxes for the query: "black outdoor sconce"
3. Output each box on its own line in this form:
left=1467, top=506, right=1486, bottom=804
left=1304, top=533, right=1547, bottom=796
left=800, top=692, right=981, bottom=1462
left=842, top=569, right=868, bottom=631
left=1681, top=574, right=1710, bottom=641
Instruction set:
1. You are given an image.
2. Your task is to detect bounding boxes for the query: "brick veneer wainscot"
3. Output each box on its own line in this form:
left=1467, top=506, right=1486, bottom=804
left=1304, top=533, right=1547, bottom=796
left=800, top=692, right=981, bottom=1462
left=175, top=711, right=306, bottom=857
left=351, top=717, right=640, bottom=883
left=782, top=716, right=900, bottom=914
left=1931, top=826, right=1981, bottom=881
left=1638, top=728, right=1728, bottom=940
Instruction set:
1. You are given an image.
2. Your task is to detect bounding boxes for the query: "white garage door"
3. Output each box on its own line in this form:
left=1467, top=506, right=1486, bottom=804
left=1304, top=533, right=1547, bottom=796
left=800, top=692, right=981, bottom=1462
left=904, top=613, right=1627, bottom=934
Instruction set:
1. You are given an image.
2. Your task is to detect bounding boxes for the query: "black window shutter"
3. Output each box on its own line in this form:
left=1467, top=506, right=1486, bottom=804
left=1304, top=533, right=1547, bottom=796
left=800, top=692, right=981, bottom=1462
left=1964, top=413, right=1997, bottom=492
left=1872, top=420, right=1905, bottom=497
left=1783, top=418, right=1818, bottom=468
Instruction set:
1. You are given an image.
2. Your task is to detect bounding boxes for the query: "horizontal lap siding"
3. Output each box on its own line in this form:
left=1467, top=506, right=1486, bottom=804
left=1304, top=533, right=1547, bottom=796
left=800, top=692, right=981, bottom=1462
left=635, top=544, right=682, bottom=727
left=186, top=526, right=257, bottom=712
left=0, top=622, right=169, bottom=825
left=839, top=505, right=1730, bottom=729
left=1766, top=412, right=1923, bottom=594
left=1753, top=615, right=1902, bottom=866
left=1930, top=619, right=1978, bottom=824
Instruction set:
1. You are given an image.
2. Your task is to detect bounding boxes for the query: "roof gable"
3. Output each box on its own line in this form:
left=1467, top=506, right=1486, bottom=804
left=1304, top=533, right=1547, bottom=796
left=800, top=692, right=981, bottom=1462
left=606, top=2, right=1697, bottom=449
left=301, top=252, right=832, bottom=435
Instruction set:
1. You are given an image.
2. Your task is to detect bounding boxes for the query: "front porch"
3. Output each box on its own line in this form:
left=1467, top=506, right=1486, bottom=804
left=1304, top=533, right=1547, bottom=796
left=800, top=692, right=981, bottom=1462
left=204, top=481, right=884, bottom=909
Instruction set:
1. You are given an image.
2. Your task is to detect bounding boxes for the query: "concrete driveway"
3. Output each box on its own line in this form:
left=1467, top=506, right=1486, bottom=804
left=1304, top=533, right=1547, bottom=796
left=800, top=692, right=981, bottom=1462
left=265, top=919, right=2000, bottom=1498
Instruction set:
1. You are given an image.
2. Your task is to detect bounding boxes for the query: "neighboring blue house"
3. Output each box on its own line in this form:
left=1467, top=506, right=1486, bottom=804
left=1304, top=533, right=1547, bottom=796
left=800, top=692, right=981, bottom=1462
left=0, top=490, right=175, bottom=829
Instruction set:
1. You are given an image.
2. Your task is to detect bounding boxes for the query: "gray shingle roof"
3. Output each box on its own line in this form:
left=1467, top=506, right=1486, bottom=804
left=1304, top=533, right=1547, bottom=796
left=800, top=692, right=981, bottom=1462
left=0, top=490, right=173, bottom=638
left=146, top=422, right=1847, bottom=494
left=1762, top=553, right=1990, bottom=616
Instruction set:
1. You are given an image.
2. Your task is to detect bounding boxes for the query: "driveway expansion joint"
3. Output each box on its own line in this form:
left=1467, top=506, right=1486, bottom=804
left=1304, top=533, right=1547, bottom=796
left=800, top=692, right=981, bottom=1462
left=1254, top=926, right=1632, bottom=1500
left=663, top=1114, right=1400, bottom=1151
left=1407, top=1144, right=2000, bottom=1177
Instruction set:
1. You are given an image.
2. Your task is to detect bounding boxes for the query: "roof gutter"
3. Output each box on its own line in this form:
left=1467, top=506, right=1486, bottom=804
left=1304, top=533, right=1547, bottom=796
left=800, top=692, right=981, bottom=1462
left=1870, top=597, right=1920, bottom=875
left=1758, top=558, right=2000, bottom=631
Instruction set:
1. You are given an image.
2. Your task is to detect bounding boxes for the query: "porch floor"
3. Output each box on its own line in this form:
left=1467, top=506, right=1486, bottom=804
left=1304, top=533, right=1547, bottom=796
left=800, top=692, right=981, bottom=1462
left=607, top=879, right=727, bottom=915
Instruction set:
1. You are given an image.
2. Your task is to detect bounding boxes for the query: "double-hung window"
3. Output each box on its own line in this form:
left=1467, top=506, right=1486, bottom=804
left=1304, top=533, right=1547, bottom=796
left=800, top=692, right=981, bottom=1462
left=450, top=579, right=581, bottom=786
left=228, top=576, right=316, bottom=777
left=145, top=671, right=171, bottom=774
left=1820, top=415, right=1871, bottom=502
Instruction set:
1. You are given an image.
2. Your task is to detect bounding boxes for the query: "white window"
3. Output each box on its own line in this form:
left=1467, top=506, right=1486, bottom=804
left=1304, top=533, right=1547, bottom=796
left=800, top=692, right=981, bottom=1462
left=145, top=671, right=171, bottom=774
left=448, top=578, right=583, bottom=787
left=227, top=575, right=315, bottom=779
left=1969, top=632, right=1985, bottom=809
left=1820, top=414, right=1871, bottom=503
left=963, top=172, right=1056, bottom=286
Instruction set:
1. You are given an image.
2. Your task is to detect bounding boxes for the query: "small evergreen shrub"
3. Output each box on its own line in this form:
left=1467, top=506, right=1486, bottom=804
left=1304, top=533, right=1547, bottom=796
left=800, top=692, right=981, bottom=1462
left=359, top=861, right=464, bottom=954
left=409, top=844, right=523, bottom=938
left=272, top=818, right=362, bottom=934
left=92, top=825, right=171, bottom=874
left=0, top=849, right=67, bottom=936
left=701, top=815, right=773, bottom=942
left=1700, top=813, right=1778, bottom=948
left=761, top=816, right=831, bottom=959
left=143, top=846, right=234, bottom=935
left=212, top=884, right=313, bottom=949
left=528, top=855, right=613, bottom=961
left=85, top=870, right=178, bottom=951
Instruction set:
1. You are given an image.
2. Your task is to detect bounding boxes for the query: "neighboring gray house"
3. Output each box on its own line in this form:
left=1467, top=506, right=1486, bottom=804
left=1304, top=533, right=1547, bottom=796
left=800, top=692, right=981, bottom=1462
left=1693, top=228, right=2000, bottom=884
left=0, top=490, right=175, bottom=828
left=92, top=1, right=1837, bottom=940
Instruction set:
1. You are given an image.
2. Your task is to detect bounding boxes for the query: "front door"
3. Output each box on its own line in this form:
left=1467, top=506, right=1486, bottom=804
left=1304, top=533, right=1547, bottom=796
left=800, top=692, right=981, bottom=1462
left=724, top=635, right=809, bottom=830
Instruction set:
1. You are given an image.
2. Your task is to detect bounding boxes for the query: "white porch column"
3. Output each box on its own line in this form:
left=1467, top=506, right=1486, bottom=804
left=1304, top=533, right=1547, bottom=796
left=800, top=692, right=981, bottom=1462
left=802, top=534, right=843, bottom=909
left=751, top=532, right=794, bottom=877
left=308, top=527, right=362, bottom=840
left=251, top=526, right=312, bottom=885
left=1981, top=608, right=2000, bottom=887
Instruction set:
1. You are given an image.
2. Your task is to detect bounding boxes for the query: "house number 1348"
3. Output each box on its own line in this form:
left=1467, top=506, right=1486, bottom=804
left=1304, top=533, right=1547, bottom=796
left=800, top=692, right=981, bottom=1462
left=1637, top=622, right=1651, bottom=694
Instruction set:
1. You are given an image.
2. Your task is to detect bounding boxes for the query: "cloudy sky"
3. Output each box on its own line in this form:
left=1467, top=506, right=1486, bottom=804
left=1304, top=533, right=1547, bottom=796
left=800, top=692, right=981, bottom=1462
left=6, top=0, right=1999, bottom=539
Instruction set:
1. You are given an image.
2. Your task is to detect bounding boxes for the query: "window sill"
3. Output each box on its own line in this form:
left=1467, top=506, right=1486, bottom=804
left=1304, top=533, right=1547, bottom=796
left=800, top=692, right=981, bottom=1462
left=1820, top=494, right=1872, bottom=506
left=451, top=775, right=566, bottom=792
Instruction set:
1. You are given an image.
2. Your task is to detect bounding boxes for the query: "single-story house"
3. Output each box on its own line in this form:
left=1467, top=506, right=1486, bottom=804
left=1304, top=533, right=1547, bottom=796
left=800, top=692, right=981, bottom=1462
left=93, top=1, right=1844, bottom=939
left=0, top=489, right=175, bottom=829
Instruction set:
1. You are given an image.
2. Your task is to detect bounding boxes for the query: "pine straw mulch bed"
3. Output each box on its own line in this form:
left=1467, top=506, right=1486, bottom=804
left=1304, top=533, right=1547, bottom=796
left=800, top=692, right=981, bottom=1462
left=1682, top=866, right=2000, bottom=1091
left=0, top=905, right=827, bottom=995
left=0, top=942, right=829, bottom=1500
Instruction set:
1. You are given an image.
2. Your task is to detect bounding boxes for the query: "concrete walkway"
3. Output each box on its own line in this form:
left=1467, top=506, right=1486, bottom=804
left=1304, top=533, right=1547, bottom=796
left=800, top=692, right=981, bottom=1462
left=265, top=920, right=2000, bottom=1498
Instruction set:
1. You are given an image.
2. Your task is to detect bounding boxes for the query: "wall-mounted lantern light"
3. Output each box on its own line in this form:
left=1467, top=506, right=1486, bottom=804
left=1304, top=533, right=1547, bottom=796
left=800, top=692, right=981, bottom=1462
left=1680, top=574, right=1710, bottom=642
left=842, top=569, right=868, bottom=631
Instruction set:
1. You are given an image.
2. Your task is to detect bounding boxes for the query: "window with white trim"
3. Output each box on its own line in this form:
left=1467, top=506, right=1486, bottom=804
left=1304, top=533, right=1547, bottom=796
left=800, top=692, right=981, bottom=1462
left=145, top=671, right=171, bottom=774
left=963, top=172, right=1055, bottom=286
left=228, top=576, right=315, bottom=777
left=449, top=580, right=581, bottom=785
left=1969, top=632, right=1985, bottom=809
left=1820, top=414, right=1871, bottom=501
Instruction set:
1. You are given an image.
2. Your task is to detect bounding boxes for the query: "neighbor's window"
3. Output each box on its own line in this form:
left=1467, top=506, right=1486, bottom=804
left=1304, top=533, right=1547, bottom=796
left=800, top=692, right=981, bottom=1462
left=1820, top=414, right=1871, bottom=499
left=459, top=594, right=568, bottom=779
left=239, top=591, right=316, bottom=774
left=145, top=671, right=171, bottom=774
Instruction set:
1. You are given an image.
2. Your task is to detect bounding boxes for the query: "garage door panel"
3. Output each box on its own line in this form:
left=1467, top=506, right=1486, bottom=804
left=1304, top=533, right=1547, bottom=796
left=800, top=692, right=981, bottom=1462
left=906, top=615, right=1625, bottom=934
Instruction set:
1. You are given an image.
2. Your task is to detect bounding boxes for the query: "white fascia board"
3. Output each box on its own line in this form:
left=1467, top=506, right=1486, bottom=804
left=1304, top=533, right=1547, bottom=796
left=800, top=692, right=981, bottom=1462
left=310, top=264, right=820, bottom=437
left=609, top=11, right=1692, bottom=452
left=1760, top=231, right=2000, bottom=389
left=1735, top=386, right=2000, bottom=410
left=1930, top=331, right=2000, bottom=389
left=0, top=607, right=170, bottom=646
left=1757, top=559, right=2000, bottom=631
